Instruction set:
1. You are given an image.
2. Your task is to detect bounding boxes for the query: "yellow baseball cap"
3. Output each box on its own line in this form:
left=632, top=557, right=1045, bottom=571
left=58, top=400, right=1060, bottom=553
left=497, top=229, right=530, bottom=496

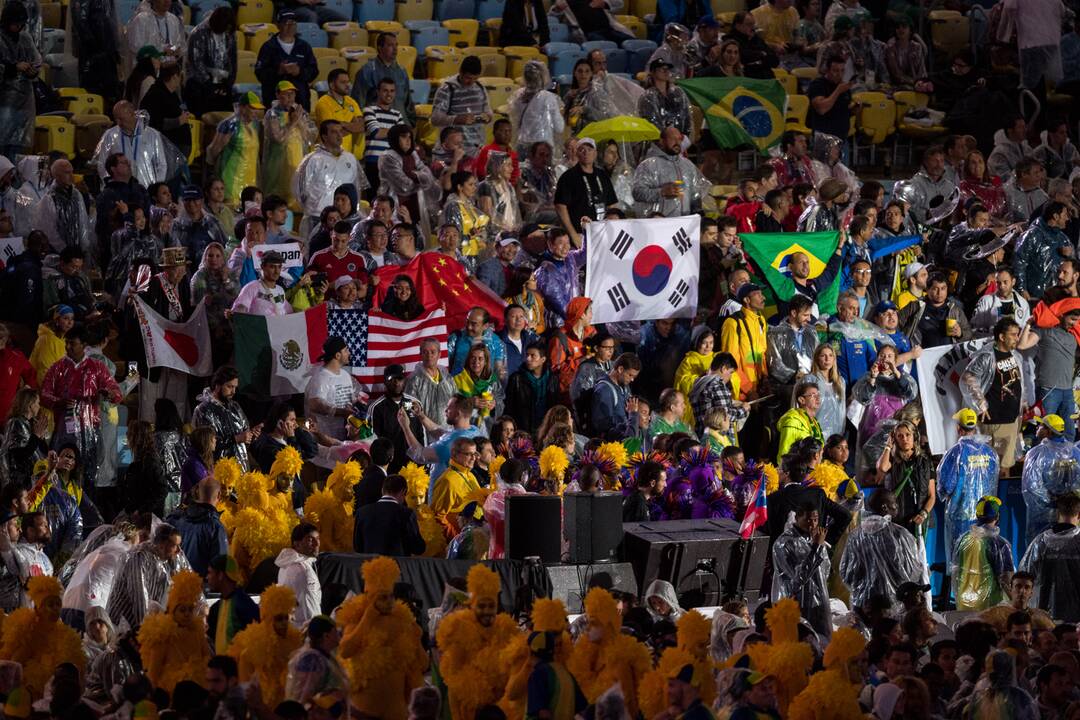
left=952, top=408, right=978, bottom=429
left=276, top=80, right=297, bottom=92
left=1037, top=414, right=1066, bottom=434
left=240, top=90, right=265, bottom=110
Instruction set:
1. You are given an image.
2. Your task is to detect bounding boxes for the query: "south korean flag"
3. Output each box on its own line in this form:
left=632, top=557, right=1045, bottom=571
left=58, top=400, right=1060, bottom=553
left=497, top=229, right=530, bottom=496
left=584, top=215, right=701, bottom=323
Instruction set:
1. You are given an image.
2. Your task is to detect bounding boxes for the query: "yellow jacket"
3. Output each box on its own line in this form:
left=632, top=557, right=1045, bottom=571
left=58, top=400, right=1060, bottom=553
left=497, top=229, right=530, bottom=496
left=720, top=308, right=768, bottom=401
left=431, top=461, right=481, bottom=520
left=674, top=350, right=715, bottom=426
left=28, top=323, right=64, bottom=384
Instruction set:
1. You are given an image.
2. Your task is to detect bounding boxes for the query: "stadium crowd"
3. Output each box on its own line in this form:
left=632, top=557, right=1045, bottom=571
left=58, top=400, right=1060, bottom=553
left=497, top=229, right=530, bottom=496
left=0, top=0, right=1080, bottom=718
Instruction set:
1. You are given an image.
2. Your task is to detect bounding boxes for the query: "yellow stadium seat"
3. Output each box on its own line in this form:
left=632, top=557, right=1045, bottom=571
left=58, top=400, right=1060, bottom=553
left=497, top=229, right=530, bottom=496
left=58, top=87, right=84, bottom=99
left=791, top=66, right=817, bottom=83
left=784, top=94, right=810, bottom=135
left=415, top=103, right=438, bottom=146
left=468, top=47, right=505, bottom=76
left=503, top=45, right=543, bottom=79
left=931, top=15, right=969, bottom=56
left=182, top=3, right=191, bottom=24
left=41, top=2, right=61, bottom=28
left=480, top=76, right=515, bottom=114
left=237, top=50, right=258, bottom=83
left=342, top=46, right=378, bottom=77
left=614, top=15, right=646, bottom=39
left=241, top=23, right=278, bottom=51
left=187, top=116, right=202, bottom=165
left=928, top=9, right=962, bottom=20
left=72, top=114, right=111, bottom=162
left=316, top=54, right=348, bottom=83
left=852, top=91, right=895, bottom=165
left=34, top=116, right=75, bottom=158
left=425, top=45, right=463, bottom=80
left=772, top=68, right=797, bottom=97
left=327, top=23, right=369, bottom=49
left=365, top=20, right=409, bottom=46
left=398, top=44, right=418, bottom=77
left=631, top=0, right=655, bottom=18
left=443, top=18, right=479, bottom=48
left=710, top=0, right=742, bottom=12
left=67, top=93, right=104, bottom=116
left=313, top=47, right=340, bottom=60
left=395, top=0, right=434, bottom=23
left=716, top=11, right=737, bottom=32
left=484, top=18, right=502, bottom=46
left=893, top=89, right=947, bottom=164
left=236, top=0, right=274, bottom=25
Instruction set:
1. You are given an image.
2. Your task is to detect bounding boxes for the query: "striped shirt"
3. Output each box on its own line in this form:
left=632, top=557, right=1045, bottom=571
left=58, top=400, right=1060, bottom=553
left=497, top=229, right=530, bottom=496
left=363, top=104, right=403, bottom=163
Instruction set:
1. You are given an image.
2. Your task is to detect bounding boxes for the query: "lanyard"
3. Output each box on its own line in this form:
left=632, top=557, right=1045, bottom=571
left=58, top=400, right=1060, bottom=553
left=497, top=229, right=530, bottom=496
left=155, top=14, right=170, bottom=45
left=121, top=128, right=141, bottom=163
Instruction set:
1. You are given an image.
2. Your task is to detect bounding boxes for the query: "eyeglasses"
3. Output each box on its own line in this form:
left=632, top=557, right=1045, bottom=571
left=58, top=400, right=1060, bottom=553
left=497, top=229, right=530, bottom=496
left=599, top=344, right=616, bottom=350
left=456, top=451, right=479, bottom=457
left=854, top=269, right=872, bottom=275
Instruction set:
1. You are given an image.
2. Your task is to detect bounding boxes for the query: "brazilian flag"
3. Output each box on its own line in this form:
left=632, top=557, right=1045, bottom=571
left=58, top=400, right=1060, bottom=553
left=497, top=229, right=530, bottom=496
left=678, top=77, right=786, bottom=154
left=740, top=232, right=843, bottom=316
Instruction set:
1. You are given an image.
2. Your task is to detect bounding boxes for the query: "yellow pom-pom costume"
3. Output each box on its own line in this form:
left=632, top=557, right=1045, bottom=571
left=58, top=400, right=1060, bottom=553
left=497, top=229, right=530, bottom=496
left=500, top=598, right=573, bottom=718
left=337, top=557, right=428, bottom=720
left=436, top=565, right=520, bottom=720
left=228, top=471, right=296, bottom=582
left=789, top=628, right=867, bottom=720
left=596, top=442, right=629, bottom=472
left=304, top=462, right=360, bottom=552
left=807, top=460, right=849, bottom=500
left=0, top=577, right=80, bottom=698
left=400, top=462, right=448, bottom=558
left=138, top=571, right=211, bottom=694
left=539, top=446, right=570, bottom=484
left=214, top=456, right=244, bottom=526
left=488, top=455, right=507, bottom=481
left=639, top=611, right=716, bottom=719
left=745, top=598, right=814, bottom=717
left=228, top=585, right=303, bottom=708
left=268, top=445, right=304, bottom=515
left=763, top=463, right=780, bottom=495
left=568, top=588, right=652, bottom=718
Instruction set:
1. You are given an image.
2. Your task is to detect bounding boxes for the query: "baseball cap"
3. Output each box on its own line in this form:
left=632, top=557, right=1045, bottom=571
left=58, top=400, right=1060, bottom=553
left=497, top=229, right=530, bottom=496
left=697, top=17, right=720, bottom=29
left=333, top=275, right=355, bottom=290
left=649, top=58, right=675, bottom=72
left=976, top=495, right=1002, bottom=521
left=276, top=80, right=298, bottom=92
left=1036, top=414, right=1066, bottom=435
left=180, top=185, right=203, bottom=201
left=735, top=282, right=764, bottom=302
left=497, top=235, right=520, bottom=247
left=578, top=137, right=597, bottom=149
left=278, top=10, right=298, bottom=22
left=873, top=300, right=898, bottom=316
left=319, top=336, right=347, bottom=362
left=384, top=363, right=406, bottom=381
left=137, top=45, right=164, bottom=61
left=903, top=262, right=927, bottom=280
left=239, top=90, right=265, bottom=110
left=953, top=408, right=979, bottom=429
left=261, top=249, right=285, bottom=265
left=896, top=581, right=931, bottom=601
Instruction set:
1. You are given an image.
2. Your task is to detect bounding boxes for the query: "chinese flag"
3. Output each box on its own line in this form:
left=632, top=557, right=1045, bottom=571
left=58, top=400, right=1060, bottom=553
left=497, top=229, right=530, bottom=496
left=373, top=254, right=507, bottom=330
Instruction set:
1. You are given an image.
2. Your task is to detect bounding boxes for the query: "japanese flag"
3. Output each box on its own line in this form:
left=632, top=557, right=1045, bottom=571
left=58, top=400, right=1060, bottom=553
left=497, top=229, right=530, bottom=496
left=584, top=215, right=701, bottom=323
left=133, top=296, right=214, bottom=376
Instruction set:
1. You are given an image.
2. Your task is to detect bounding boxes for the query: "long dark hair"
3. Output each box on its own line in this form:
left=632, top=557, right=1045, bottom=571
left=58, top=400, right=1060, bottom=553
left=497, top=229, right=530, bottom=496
left=380, top=274, right=425, bottom=320
left=388, top=123, right=414, bottom=157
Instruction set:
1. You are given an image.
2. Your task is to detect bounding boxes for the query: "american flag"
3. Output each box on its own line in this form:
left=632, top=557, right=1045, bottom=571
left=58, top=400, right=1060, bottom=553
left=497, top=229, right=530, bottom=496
left=739, top=477, right=768, bottom=539
left=328, top=307, right=449, bottom=394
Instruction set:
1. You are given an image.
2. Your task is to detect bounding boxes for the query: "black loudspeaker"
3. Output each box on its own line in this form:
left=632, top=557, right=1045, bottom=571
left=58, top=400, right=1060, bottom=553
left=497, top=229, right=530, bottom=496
left=545, top=563, right=638, bottom=613
left=622, top=519, right=770, bottom=605
left=505, top=494, right=562, bottom=562
left=564, top=491, right=624, bottom=563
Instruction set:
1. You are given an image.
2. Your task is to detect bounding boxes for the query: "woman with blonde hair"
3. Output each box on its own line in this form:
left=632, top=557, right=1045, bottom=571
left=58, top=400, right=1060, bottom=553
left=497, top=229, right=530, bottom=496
left=800, top=343, right=846, bottom=439
left=477, top=152, right=522, bottom=235
left=181, top=426, right=217, bottom=499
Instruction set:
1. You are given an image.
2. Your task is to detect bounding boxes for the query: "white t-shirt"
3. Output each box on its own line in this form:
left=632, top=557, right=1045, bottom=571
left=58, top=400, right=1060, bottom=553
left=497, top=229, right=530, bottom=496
left=231, top=280, right=292, bottom=316
left=305, top=365, right=360, bottom=439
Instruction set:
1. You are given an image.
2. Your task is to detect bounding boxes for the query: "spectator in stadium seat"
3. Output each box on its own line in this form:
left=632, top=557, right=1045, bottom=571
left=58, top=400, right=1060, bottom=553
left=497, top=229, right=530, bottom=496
left=351, top=32, right=415, bottom=126
left=184, top=7, right=237, bottom=117
left=254, top=12, right=318, bottom=112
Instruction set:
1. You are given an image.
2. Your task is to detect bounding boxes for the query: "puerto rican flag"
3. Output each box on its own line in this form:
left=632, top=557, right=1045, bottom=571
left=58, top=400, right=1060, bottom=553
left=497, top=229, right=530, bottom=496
left=739, top=478, right=768, bottom=539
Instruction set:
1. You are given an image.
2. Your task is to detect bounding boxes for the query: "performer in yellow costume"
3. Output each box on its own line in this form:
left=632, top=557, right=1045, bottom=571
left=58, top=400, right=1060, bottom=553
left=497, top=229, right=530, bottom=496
left=267, top=445, right=304, bottom=521
left=639, top=609, right=716, bottom=719
left=138, top=570, right=211, bottom=694
left=745, top=598, right=815, bottom=716
left=338, top=556, right=427, bottom=720
left=0, top=576, right=81, bottom=698
left=789, top=627, right=867, bottom=720
left=229, top=584, right=304, bottom=708
left=500, top=598, right=573, bottom=719
left=435, top=564, right=520, bottom=720
left=303, top=461, right=359, bottom=552
left=227, top=470, right=294, bottom=582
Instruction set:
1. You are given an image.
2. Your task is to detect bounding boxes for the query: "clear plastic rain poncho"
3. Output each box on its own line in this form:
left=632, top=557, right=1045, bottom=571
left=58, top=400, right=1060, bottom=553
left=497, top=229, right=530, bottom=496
left=771, top=517, right=832, bottom=638
left=838, top=512, right=923, bottom=609
left=292, top=144, right=367, bottom=219
left=191, top=389, right=252, bottom=472
left=936, top=435, right=999, bottom=551
left=1019, top=523, right=1080, bottom=623
left=57, top=523, right=126, bottom=586
left=12, top=154, right=47, bottom=237
left=509, top=61, right=565, bottom=158
left=810, top=133, right=859, bottom=198
left=959, top=342, right=1033, bottom=417
left=951, top=523, right=1014, bottom=611
left=0, top=3, right=40, bottom=152
left=91, top=111, right=173, bottom=187
left=1021, top=437, right=1080, bottom=545
left=583, top=73, right=646, bottom=126
left=630, top=143, right=707, bottom=218
left=105, top=539, right=192, bottom=632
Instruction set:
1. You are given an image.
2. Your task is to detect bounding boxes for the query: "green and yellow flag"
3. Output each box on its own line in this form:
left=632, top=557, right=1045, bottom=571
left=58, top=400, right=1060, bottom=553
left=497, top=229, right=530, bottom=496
left=677, top=77, right=787, bottom=154
left=740, top=231, right=843, bottom=316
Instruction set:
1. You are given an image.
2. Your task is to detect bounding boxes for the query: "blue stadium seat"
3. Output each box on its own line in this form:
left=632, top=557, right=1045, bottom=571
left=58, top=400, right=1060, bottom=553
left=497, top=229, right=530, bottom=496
left=547, top=21, right=569, bottom=42
left=296, top=22, right=329, bottom=47
left=354, top=0, right=395, bottom=23
left=581, top=39, right=617, bottom=53
left=191, top=0, right=231, bottom=23
left=627, top=44, right=655, bottom=74
left=412, top=26, right=450, bottom=55
left=404, top=19, right=441, bottom=31
left=623, top=38, right=657, bottom=52
left=547, top=47, right=585, bottom=78
left=409, top=78, right=432, bottom=103
left=543, top=41, right=579, bottom=55
left=604, top=47, right=628, bottom=73
left=477, top=0, right=505, bottom=21
left=116, top=0, right=141, bottom=23
left=436, top=0, right=475, bottom=20
left=322, top=0, right=351, bottom=21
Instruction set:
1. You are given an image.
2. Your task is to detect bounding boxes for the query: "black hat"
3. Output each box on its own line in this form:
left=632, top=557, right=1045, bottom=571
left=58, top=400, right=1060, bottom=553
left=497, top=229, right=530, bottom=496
left=319, top=336, right=347, bottom=362
left=261, top=249, right=285, bottom=266
left=896, top=581, right=931, bottom=601
left=384, top=363, right=406, bottom=380
left=649, top=58, right=675, bottom=72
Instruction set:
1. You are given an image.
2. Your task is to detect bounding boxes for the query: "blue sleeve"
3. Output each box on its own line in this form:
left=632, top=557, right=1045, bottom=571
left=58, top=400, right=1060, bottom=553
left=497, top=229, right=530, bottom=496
left=526, top=666, right=550, bottom=717
left=590, top=384, right=616, bottom=433
left=435, top=439, right=452, bottom=466
left=814, top=247, right=844, bottom=293
left=239, top=257, right=256, bottom=285
left=213, top=523, right=229, bottom=560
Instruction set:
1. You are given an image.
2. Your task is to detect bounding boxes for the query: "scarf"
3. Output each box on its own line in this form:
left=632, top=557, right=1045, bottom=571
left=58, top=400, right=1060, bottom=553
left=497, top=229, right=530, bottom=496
left=52, top=185, right=83, bottom=253
left=522, top=370, right=549, bottom=421
left=155, top=273, right=183, bottom=319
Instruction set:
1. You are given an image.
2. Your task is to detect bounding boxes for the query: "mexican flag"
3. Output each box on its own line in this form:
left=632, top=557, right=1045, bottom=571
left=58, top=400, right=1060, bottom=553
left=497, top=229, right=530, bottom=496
left=740, top=231, right=843, bottom=316
left=233, top=304, right=328, bottom=398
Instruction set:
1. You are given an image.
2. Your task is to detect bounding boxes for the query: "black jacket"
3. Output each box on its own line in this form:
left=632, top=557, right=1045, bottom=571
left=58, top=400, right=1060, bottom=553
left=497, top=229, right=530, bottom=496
left=122, top=455, right=170, bottom=517
left=254, top=33, right=318, bottom=111
left=367, top=394, right=425, bottom=473
left=354, top=465, right=387, bottom=510
left=2, top=250, right=43, bottom=326
left=498, top=0, right=549, bottom=46
left=504, top=369, right=560, bottom=435
left=249, top=432, right=314, bottom=512
left=205, top=586, right=259, bottom=653
left=354, top=497, right=425, bottom=556
left=93, top=178, right=150, bottom=262
left=140, top=80, right=191, bottom=151
left=766, top=482, right=852, bottom=547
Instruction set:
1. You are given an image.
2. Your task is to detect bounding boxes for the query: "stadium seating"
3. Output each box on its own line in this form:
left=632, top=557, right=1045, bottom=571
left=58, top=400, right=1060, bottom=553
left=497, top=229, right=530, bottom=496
left=356, top=0, right=396, bottom=23
left=34, top=116, right=75, bottom=158
left=241, top=23, right=278, bottom=51
left=366, top=20, right=410, bottom=45
left=436, top=0, right=475, bottom=21
left=396, top=0, right=435, bottom=23
left=326, top=22, right=369, bottom=49
left=297, top=22, right=330, bottom=48
left=236, top=0, right=274, bottom=25
left=852, top=91, right=896, bottom=166
left=503, top=46, right=544, bottom=79
left=398, top=45, right=419, bottom=77
left=411, top=26, right=450, bottom=55
left=443, top=18, right=479, bottom=48
left=342, top=46, right=379, bottom=76
left=409, top=78, right=432, bottom=103
left=425, top=46, right=464, bottom=80
left=477, top=0, right=504, bottom=22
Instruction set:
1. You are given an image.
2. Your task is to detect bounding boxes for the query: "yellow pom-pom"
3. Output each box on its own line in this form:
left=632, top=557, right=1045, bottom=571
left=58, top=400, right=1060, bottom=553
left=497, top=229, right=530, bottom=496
left=597, top=442, right=628, bottom=470
left=539, top=446, right=570, bottom=481
left=399, top=462, right=431, bottom=508
left=260, top=585, right=296, bottom=621
left=167, top=571, right=203, bottom=613
left=766, top=598, right=802, bottom=645
left=676, top=610, right=712, bottom=657
left=327, top=461, right=362, bottom=495
left=27, top=576, right=62, bottom=608
left=807, top=461, right=849, bottom=500
left=488, top=455, right=507, bottom=482
left=763, top=463, right=780, bottom=495
left=270, top=445, right=304, bottom=480
left=466, top=564, right=500, bottom=602
left=235, top=471, right=271, bottom=510
left=362, top=556, right=401, bottom=595
left=531, top=598, right=568, bottom=633
left=823, top=627, right=866, bottom=670
left=214, top=457, right=243, bottom=490
left=583, top=587, right=620, bottom=634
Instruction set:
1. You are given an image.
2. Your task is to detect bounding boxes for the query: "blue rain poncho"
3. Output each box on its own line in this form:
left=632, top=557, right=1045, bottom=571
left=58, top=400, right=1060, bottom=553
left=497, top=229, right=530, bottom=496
left=1021, top=437, right=1080, bottom=544
left=936, top=433, right=999, bottom=556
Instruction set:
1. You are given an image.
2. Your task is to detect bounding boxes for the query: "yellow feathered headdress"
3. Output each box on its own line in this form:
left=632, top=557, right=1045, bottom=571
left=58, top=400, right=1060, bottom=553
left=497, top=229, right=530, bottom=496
left=363, top=556, right=401, bottom=595
left=270, top=445, right=304, bottom=480
left=466, top=564, right=500, bottom=605
left=807, top=461, right=849, bottom=500
left=583, top=587, right=620, bottom=635
left=531, top=598, right=569, bottom=633
left=214, top=456, right=243, bottom=491
left=763, top=463, right=780, bottom=495
left=676, top=609, right=712, bottom=657
left=167, top=570, right=204, bottom=613
left=489, top=455, right=507, bottom=482
left=327, top=461, right=362, bottom=497
left=27, top=576, right=62, bottom=609
left=596, top=442, right=628, bottom=471
left=235, top=471, right=271, bottom=511
left=399, top=462, right=431, bottom=509
left=539, top=446, right=569, bottom=481
left=260, top=584, right=297, bottom=621
left=823, top=627, right=867, bottom=670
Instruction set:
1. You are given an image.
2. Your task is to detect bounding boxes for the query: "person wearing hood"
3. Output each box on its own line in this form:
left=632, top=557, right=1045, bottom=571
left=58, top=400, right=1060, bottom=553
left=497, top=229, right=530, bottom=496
left=638, top=59, right=692, bottom=137
left=535, top=227, right=589, bottom=330
left=952, top=496, right=1015, bottom=611
left=184, top=7, right=237, bottom=117
left=904, top=144, right=958, bottom=225
left=508, top=61, right=563, bottom=161
left=1004, top=156, right=1050, bottom=223
left=548, top=297, right=597, bottom=403
left=631, top=127, right=707, bottom=218
left=93, top=153, right=150, bottom=268
left=32, top=159, right=93, bottom=260
left=1014, top=200, right=1072, bottom=300
left=644, top=578, right=684, bottom=623
left=1033, top=120, right=1080, bottom=179
left=772, top=503, right=831, bottom=638
left=839, top=490, right=922, bottom=611
left=430, top=55, right=492, bottom=160
left=206, top=91, right=265, bottom=207
left=963, top=650, right=1039, bottom=720
left=1020, top=492, right=1080, bottom=623
left=13, top=154, right=49, bottom=238
left=294, top=120, right=367, bottom=238
left=81, top=605, right=118, bottom=664
left=1021, top=413, right=1080, bottom=545
left=936, top=409, right=1000, bottom=570
left=92, top=100, right=170, bottom=187
left=988, top=116, right=1034, bottom=179
left=167, top=477, right=228, bottom=578
left=0, top=2, right=38, bottom=163
left=276, top=523, right=321, bottom=628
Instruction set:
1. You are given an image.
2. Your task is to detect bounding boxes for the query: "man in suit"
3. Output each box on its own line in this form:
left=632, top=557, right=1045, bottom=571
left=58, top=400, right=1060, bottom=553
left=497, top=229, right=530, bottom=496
left=353, top=437, right=394, bottom=509
left=354, top=474, right=426, bottom=556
